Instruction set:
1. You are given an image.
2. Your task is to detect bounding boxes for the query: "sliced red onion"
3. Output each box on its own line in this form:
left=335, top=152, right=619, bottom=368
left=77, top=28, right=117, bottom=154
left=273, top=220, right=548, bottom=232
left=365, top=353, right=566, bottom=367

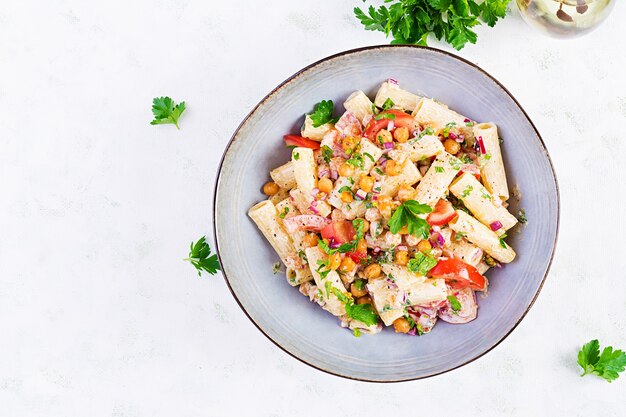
left=448, top=132, right=457, bottom=140
left=430, top=232, right=444, bottom=248
left=477, top=136, right=486, bottom=154
left=387, top=78, right=398, bottom=86
left=463, top=118, right=471, bottom=123
left=330, top=169, right=338, bottom=180
left=456, top=134, right=465, bottom=143
left=379, top=159, right=388, bottom=168
left=354, top=189, right=367, bottom=200
left=373, top=247, right=381, bottom=253
left=310, top=187, right=319, bottom=197
left=372, top=181, right=382, bottom=194
left=329, top=239, right=341, bottom=249
left=431, top=225, right=441, bottom=233
left=309, top=204, right=319, bottom=215
left=397, top=245, right=408, bottom=251
left=318, top=168, right=329, bottom=178
left=387, top=120, right=395, bottom=131
left=407, top=327, right=418, bottom=336
left=383, top=142, right=394, bottom=150
left=461, top=164, right=480, bottom=175
left=490, top=221, right=503, bottom=231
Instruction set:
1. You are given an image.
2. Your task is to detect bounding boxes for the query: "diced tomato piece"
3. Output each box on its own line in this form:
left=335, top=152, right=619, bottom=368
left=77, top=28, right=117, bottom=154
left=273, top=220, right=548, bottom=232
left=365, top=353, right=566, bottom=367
left=364, top=110, right=414, bottom=142
left=283, top=134, right=321, bottom=150
left=429, top=259, right=488, bottom=291
left=347, top=250, right=368, bottom=263
left=320, top=221, right=356, bottom=244
left=427, top=199, right=457, bottom=226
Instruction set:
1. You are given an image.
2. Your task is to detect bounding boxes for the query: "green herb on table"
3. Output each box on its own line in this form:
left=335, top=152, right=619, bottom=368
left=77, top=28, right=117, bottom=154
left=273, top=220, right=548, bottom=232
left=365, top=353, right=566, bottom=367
left=354, top=0, right=511, bottom=51
left=272, top=262, right=281, bottom=274
left=578, top=339, right=626, bottom=382
left=184, top=236, right=220, bottom=276
left=517, top=209, right=528, bottom=224
left=151, top=96, right=186, bottom=129
left=388, top=200, right=432, bottom=238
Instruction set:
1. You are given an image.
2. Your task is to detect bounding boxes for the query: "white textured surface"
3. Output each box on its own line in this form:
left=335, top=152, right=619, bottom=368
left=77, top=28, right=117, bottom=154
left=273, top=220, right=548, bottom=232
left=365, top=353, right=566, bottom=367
left=1, top=1, right=625, bottom=415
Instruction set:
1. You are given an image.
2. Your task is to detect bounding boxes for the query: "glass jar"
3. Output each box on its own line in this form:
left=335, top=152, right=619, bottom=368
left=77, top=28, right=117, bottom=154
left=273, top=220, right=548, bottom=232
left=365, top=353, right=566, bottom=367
left=516, top=0, right=615, bottom=38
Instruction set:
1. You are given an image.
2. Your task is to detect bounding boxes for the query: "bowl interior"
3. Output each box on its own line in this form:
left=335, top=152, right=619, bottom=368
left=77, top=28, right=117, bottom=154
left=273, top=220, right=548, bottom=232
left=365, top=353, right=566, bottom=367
left=214, top=46, right=558, bottom=382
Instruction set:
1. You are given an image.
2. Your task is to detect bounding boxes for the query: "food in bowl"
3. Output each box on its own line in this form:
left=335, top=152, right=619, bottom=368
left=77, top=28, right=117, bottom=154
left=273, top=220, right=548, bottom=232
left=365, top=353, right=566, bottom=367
left=248, top=79, right=519, bottom=337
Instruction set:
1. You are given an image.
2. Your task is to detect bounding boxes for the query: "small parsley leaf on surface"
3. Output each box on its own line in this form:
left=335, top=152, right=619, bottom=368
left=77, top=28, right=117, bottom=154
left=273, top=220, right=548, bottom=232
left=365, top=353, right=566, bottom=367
left=151, top=96, right=186, bottom=129
left=185, top=236, right=220, bottom=276
left=447, top=295, right=462, bottom=312
left=388, top=200, right=432, bottom=238
left=407, top=251, right=438, bottom=276
left=578, top=339, right=626, bottom=382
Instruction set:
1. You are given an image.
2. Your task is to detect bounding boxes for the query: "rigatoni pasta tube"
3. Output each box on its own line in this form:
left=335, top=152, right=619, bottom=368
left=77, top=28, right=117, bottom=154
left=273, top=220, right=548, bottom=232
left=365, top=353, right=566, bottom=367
left=374, top=81, right=420, bottom=112
left=449, top=210, right=516, bottom=264
left=270, top=161, right=296, bottom=189
left=248, top=200, right=312, bottom=285
left=301, top=114, right=332, bottom=141
left=291, top=147, right=317, bottom=194
left=379, top=159, right=421, bottom=197
left=413, top=152, right=460, bottom=207
left=343, top=91, right=374, bottom=124
left=412, top=98, right=467, bottom=133
left=304, top=247, right=347, bottom=317
left=475, top=123, right=509, bottom=201
left=449, top=172, right=518, bottom=234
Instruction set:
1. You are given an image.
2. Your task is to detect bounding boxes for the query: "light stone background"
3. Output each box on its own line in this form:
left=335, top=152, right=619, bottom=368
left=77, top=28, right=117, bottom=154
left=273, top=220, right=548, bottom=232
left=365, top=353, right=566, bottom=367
left=1, top=1, right=625, bottom=416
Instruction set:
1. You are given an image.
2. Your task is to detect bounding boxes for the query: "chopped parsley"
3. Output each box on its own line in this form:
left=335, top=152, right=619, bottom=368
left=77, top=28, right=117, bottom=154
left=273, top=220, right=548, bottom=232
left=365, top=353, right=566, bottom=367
left=353, top=328, right=362, bottom=338
left=462, top=185, right=473, bottom=198
left=447, top=295, right=462, bottom=313
left=293, top=151, right=300, bottom=161
left=498, top=233, right=508, bottom=249
left=435, top=166, right=445, bottom=173
left=517, top=209, right=528, bottom=224
left=363, top=152, right=375, bottom=163
left=346, top=152, right=364, bottom=168
left=381, top=97, right=395, bottom=110
left=481, top=190, right=491, bottom=200
left=407, top=251, right=438, bottom=276
left=309, top=100, right=336, bottom=127
left=279, top=207, right=290, bottom=219
left=272, top=262, right=281, bottom=275
left=374, top=112, right=397, bottom=121
left=354, top=279, right=366, bottom=291
left=321, top=145, right=334, bottom=163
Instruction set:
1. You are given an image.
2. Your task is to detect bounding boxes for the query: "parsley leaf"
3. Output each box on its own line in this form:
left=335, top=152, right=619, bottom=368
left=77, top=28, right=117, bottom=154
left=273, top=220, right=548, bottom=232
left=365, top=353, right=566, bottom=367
left=309, top=100, right=335, bottom=127
left=346, top=302, right=379, bottom=326
left=578, top=339, right=626, bottom=382
left=447, top=295, right=462, bottom=312
left=407, top=251, right=438, bottom=276
left=184, top=236, right=220, bottom=276
left=151, top=96, right=186, bottom=129
left=388, top=200, right=432, bottom=238
left=354, top=0, right=511, bottom=51
left=381, top=97, right=395, bottom=110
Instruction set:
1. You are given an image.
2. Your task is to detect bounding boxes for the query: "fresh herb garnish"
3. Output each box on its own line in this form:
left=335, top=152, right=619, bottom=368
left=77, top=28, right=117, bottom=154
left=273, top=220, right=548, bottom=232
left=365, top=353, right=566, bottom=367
left=374, top=112, right=397, bottom=121
left=309, top=100, right=336, bottom=127
left=353, top=328, right=362, bottom=337
left=321, top=145, right=334, bottom=164
left=381, top=97, right=395, bottom=110
left=363, top=152, right=375, bottom=163
left=150, top=96, right=186, bottom=129
left=272, top=262, right=281, bottom=274
left=346, top=152, right=364, bottom=168
left=517, top=209, right=527, bottom=224
left=184, top=236, right=220, bottom=276
left=337, top=185, right=354, bottom=194
left=293, top=151, right=300, bottom=161
left=354, top=0, right=511, bottom=51
left=578, top=339, right=626, bottom=382
left=388, top=200, right=433, bottom=238
left=407, top=251, right=438, bottom=276
left=435, top=166, right=445, bottom=173
left=354, top=279, right=366, bottom=291
left=331, top=286, right=378, bottom=326
left=498, top=233, right=508, bottom=248
left=447, top=295, right=462, bottom=312
left=462, top=185, right=473, bottom=198
left=279, top=207, right=290, bottom=219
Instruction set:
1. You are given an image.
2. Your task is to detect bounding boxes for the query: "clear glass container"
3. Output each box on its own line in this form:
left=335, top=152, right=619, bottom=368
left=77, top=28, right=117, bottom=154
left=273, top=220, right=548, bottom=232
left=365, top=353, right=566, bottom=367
left=516, top=0, right=615, bottom=38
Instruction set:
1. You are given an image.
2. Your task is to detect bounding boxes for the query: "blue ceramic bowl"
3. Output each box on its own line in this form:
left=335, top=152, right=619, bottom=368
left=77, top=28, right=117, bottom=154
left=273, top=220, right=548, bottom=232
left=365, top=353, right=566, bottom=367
left=214, top=46, right=559, bottom=382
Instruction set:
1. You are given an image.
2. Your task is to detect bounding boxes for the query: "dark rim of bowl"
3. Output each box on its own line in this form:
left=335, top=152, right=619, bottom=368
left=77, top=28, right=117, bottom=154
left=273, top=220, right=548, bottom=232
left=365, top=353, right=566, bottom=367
left=212, top=44, right=560, bottom=383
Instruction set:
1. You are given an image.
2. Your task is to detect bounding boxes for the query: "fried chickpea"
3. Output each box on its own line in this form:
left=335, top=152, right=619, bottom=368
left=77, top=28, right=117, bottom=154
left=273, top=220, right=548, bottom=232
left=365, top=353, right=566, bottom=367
left=262, top=181, right=279, bottom=196
left=339, top=257, right=357, bottom=273
left=350, top=280, right=368, bottom=297
left=359, top=175, right=374, bottom=193
left=377, top=129, right=393, bottom=144
left=318, top=177, right=333, bottom=194
left=340, top=191, right=354, bottom=203
left=338, top=163, right=356, bottom=177
left=385, top=160, right=402, bottom=176
left=356, top=295, right=373, bottom=305
left=361, top=219, right=370, bottom=233
left=417, top=239, right=432, bottom=253
left=397, top=184, right=415, bottom=202
left=376, top=195, right=393, bottom=218
left=393, top=126, right=410, bottom=143
left=443, top=138, right=461, bottom=155
left=328, top=253, right=342, bottom=270
left=393, top=317, right=411, bottom=334
left=356, top=239, right=367, bottom=253
left=395, top=250, right=409, bottom=266
left=302, top=233, right=319, bottom=248
left=342, top=136, right=360, bottom=152
left=364, top=263, right=382, bottom=279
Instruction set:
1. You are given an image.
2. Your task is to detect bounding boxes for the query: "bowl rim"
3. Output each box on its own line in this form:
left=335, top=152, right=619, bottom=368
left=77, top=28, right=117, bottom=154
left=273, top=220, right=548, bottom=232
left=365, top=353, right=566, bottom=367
left=212, top=44, right=560, bottom=383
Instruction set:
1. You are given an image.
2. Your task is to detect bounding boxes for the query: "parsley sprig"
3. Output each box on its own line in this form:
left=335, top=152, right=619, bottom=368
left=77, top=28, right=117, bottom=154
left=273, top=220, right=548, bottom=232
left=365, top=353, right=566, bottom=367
left=388, top=200, right=432, bottom=238
left=309, top=100, right=338, bottom=127
left=184, top=236, right=221, bottom=276
left=407, top=251, right=438, bottom=275
left=331, top=287, right=379, bottom=326
left=578, top=339, right=626, bottom=382
left=354, top=0, right=510, bottom=51
left=150, top=96, right=186, bottom=129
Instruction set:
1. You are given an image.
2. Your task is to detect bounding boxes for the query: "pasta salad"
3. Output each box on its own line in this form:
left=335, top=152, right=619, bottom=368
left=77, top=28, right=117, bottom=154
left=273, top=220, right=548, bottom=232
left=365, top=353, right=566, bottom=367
left=248, top=80, right=519, bottom=337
